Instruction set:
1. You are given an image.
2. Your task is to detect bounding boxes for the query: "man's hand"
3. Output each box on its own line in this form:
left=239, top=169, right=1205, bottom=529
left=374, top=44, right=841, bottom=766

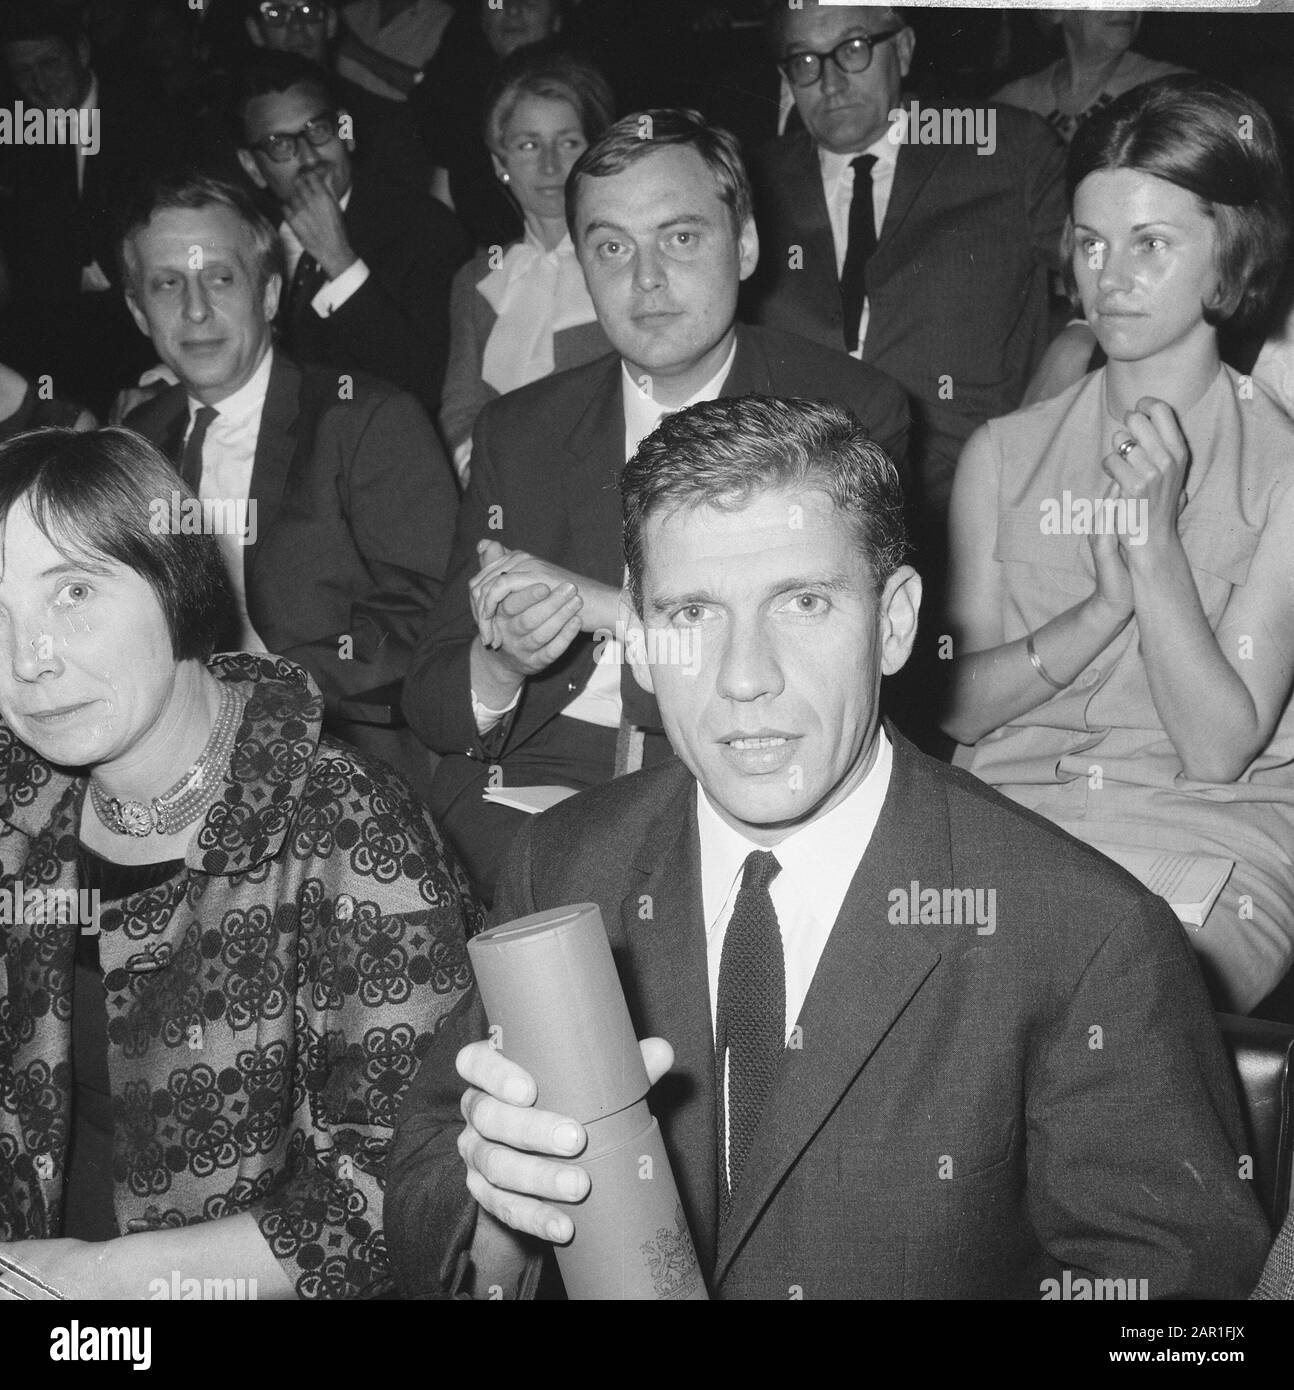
left=284, top=167, right=357, bottom=281
left=109, top=381, right=167, bottom=426
left=471, top=540, right=623, bottom=638
left=456, top=1037, right=674, bottom=1244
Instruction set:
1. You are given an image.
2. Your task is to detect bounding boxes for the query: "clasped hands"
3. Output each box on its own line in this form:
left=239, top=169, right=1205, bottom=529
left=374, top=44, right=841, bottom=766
left=1090, top=395, right=1190, bottom=618
left=469, top=539, right=623, bottom=679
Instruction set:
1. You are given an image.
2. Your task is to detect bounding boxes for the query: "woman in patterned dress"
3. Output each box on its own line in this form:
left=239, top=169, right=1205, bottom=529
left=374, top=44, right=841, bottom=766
left=0, top=427, right=481, bottom=1298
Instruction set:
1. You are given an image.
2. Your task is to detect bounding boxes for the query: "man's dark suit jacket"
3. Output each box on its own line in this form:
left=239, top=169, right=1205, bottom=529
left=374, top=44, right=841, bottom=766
left=386, top=730, right=1271, bottom=1299
left=279, top=165, right=471, bottom=418
left=745, top=106, right=1067, bottom=509
left=129, top=351, right=457, bottom=707
left=401, top=323, right=910, bottom=818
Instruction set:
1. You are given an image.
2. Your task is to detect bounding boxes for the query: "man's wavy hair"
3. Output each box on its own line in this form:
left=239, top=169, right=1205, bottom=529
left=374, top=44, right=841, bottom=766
left=565, top=108, right=752, bottom=237
left=623, top=394, right=907, bottom=614
left=0, top=428, right=235, bottom=662
left=1062, top=75, right=1291, bottom=333
left=119, top=173, right=285, bottom=299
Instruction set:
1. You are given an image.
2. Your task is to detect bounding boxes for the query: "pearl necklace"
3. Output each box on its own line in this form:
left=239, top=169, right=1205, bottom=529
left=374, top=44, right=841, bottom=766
left=88, top=684, right=244, bottom=837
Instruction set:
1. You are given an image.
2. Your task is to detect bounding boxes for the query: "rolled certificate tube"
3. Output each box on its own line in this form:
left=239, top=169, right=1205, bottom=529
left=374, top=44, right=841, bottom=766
left=468, top=903, right=708, bottom=1300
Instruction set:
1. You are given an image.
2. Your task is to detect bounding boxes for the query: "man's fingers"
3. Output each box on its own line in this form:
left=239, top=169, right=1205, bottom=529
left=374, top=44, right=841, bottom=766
left=640, top=1036, right=674, bottom=1086
left=464, top=1167, right=578, bottom=1245
left=456, top=1039, right=536, bottom=1103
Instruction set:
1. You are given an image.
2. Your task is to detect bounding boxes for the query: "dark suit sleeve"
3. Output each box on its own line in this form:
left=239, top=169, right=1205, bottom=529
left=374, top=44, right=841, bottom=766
left=325, top=206, right=471, bottom=413
left=1017, top=113, right=1068, bottom=275
left=401, top=398, right=505, bottom=759
left=855, top=363, right=910, bottom=488
left=439, top=259, right=493, bottom=457
left=1026, top=894, right=1271, bottom=1297
left=279, top=390, right=458, bottom=702
left=386, top=821, right=542, bottom=1299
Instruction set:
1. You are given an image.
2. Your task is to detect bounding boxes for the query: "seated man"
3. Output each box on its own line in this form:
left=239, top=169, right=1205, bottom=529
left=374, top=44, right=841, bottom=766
left=386, top=394, right=1270, bottom=1300
left=744, top=2, right=1067, bottom=518
left=0, top=4, right=180, bottom=415
left=123, top=173, right=457, bottom=786
left=401, top=107, right=910, bottom=904
left=234, top=49, right=470, bottom=415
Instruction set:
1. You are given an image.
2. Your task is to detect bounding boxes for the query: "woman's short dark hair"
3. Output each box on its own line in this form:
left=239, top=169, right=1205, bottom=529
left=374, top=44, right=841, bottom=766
left=484, top=43, right=615, bottom=156
left=566, top=108, right=752, bottom=237
left=622, top=395, right=907, bottom=612
left=0, top=428, right=236, bottom=662
left=1063, top=75, right=1291, bottom=331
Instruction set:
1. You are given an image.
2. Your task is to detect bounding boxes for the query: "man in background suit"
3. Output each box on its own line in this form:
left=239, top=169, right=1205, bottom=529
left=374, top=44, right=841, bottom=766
left=0, top=5, right=181, bottom=414
left=401, top=109, right=910, bottom=904
left=234, top=50, right=469, bottom=417
left=124, top=174, right=456, bottom=786
left=744, top=2, right=1066, bottom=516
left=386, top=394, right=1269, bottom=1300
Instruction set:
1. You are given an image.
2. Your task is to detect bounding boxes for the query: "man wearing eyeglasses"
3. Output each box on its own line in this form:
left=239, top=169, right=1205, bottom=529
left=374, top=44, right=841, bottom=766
left=745, top=3, right=1067, bottom=520
left=234, top=50, right=469, bottom=416
left=245, top=1, right=437, bottom=195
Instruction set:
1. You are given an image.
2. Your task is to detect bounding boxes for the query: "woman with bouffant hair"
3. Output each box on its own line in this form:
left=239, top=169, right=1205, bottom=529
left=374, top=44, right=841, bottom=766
left=945, top=77, right=1294, bottom=1015
left=0, top=427, right=480, bottom=1298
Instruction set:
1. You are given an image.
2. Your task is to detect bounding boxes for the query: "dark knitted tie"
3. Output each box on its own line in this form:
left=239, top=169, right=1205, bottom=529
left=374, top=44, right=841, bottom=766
left=285, top=251, right=328, bottom=330
left=180, top=405, right=218, bottom=491
left=840, top=154, right=878, bottom=352
left=716, top=849, right=784, bottom=1209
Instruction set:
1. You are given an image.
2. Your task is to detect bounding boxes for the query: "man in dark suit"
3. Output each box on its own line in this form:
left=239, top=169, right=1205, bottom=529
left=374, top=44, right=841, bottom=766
left=123, top=174, right=457, bottom=783
left=233, top=50, right=469, bottom=417
left=401, top=109, right=910, bottom=904
left=744, top=2, right=1067, bottom=514
left=386, top=395, right=1270, bottom=1300
left=0, top=5, right=181, bottom=414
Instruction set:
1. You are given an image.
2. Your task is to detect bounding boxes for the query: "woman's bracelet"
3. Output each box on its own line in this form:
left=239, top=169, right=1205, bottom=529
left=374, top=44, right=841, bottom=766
left=1027, top=633, right=1069, bottom=692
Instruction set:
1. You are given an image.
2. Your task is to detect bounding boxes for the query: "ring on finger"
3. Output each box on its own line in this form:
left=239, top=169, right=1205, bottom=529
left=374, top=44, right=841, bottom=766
left=1116, top=438, right=1137, bottom=460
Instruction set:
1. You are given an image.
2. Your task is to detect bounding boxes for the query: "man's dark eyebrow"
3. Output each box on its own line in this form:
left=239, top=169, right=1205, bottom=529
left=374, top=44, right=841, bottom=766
left=647, top=571, right=857, bottom=616
left=581, top=211, right=714, bottom=239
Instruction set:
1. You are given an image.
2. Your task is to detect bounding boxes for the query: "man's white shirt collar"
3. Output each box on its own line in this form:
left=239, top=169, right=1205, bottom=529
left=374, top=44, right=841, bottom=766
left=818, top=106, right=904, bottom=183
left=698, top=727, right=894, bottom=933
left=186, top=345, right=273, bottom=428
left=621, top=335, right=738, bottom=457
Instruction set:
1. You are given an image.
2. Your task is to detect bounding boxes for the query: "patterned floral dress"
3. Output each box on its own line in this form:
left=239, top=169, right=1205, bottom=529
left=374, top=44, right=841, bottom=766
left=0, top=652, right=481, bottom=1297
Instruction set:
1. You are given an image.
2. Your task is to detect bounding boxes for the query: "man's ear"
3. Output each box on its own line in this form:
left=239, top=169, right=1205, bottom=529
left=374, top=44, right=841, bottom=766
left=878, top=564, right=922, bottom=677
left=261, top=270, right=283, bottom=325
left=237, top=146, right=269, bottom=190
left=124, top=289, right=151, bottom=339
left=737, top=215, right=759, bottom=283
left=896, top=25, right=916, bottom=81
left=621, top=590, right=655, bottom=696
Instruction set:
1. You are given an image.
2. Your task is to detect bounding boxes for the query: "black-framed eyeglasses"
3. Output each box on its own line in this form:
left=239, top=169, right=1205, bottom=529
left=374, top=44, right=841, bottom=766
left=249, top=111, right=340, bottom=162
left=779, top=30, right=905, bottom=88
left=257, top=1, right=329, bottom=27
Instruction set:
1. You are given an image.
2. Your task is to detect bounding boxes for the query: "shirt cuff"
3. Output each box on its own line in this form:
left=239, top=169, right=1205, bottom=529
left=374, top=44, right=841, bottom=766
left=471, top=685, right=521, bottom=734
left=138, top=363, right=180, bottom=387
left=311, top=258, right=370, bottom=317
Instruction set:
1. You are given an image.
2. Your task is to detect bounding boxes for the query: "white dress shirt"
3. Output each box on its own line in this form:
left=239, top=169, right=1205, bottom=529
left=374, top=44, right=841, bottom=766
left=279, top=188, right=370, bottom=319
left=471, top=337, right=738, bottom=735
left=698, top=728, right=893, bottom=1182
left=698, top=727, right=893, bottom=1043
left=819, top=107, right=905, bottom=357
left=181, top=349, right=274, bottom=653
left=558, top=339, right=739, bottom=729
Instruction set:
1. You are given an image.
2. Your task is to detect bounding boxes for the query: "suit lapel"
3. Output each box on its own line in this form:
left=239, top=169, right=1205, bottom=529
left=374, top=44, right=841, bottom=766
left=783, top=134, right=839, bottom=311
left=712, top=733, right=947, bottom=1285
left=871, top=136, right=950, bottom=277
left=246, top=351, right=301, bottom=580
left=618, top=775, right=720, bottom=1276
left=563, top=354, right=630, bottom=584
